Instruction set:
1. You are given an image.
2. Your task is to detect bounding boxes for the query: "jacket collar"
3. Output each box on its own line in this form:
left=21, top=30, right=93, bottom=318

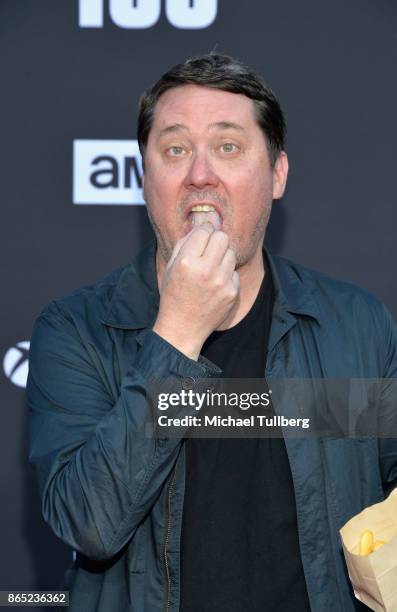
left=266, top=250, right=321, bottom=323
left=101, top=240, right=160, bottom=329
left=101, top=239, right=321, bottom=330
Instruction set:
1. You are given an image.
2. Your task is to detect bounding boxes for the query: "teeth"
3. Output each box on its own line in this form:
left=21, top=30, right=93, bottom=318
left=190, top=205, right=216, bottom=212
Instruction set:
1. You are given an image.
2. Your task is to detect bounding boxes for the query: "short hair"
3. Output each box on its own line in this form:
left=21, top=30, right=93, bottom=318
left=137, top=53, right=286, bottom=168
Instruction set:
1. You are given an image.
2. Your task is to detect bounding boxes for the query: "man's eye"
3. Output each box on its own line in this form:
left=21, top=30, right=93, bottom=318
left=220, top=143, right=238, bottom=153
left=168, top=146, right=185, bottom=156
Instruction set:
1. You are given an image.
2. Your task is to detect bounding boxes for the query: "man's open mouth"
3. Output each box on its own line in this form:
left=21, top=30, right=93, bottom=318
left=188, top=204, right=222, bottom=230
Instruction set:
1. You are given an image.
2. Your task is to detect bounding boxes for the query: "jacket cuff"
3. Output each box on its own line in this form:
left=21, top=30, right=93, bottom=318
left=135, top=329, right=222, bottom=440
left=135, top=328, right=222, bottom=380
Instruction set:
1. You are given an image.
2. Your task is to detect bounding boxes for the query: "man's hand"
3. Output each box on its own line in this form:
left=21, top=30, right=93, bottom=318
left=153, top=224, right=240, bottom=361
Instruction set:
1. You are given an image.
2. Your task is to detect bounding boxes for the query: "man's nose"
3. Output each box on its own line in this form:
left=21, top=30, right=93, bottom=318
left=183, top=150, right=219, bottom=190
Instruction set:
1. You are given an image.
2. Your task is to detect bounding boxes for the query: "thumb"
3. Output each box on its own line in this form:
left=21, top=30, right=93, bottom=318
left=167, top=228, right=195, bottom=268
left=231, top=270, right=240, bottom=291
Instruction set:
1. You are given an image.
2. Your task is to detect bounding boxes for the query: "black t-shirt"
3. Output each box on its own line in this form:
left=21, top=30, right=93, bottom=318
left=180, top=259, right=311, bottom=611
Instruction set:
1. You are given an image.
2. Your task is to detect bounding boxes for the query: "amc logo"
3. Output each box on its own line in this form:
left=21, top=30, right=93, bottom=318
left=79, top=0, right=218, bottom=30
left=73, top=140, right=144, bottom=205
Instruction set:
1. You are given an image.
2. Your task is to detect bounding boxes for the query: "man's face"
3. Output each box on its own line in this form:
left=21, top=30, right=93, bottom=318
left=142, top=84, right=288, bottom=267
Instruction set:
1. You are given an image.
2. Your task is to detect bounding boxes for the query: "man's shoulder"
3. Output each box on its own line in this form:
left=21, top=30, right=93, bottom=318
left=35, top=240, right=158, bottom=331
left=271, top=253, right=390, bottom=321
left=36, top=263, right=129, bottom=324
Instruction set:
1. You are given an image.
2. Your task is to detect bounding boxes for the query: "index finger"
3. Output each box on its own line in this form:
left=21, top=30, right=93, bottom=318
left=178, top=223, right=216, bottom=258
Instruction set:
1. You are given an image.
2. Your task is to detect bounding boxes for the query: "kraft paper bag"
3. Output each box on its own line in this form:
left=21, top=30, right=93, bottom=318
left=340, top=488, right=397, bottom=611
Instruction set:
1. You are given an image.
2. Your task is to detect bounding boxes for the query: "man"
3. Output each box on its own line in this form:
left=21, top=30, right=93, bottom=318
left=27, top=54, right=397, bottom=611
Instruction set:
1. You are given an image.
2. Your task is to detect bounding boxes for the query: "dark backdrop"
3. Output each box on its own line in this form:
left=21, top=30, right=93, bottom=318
left=1, top=0, right=396, bottom=598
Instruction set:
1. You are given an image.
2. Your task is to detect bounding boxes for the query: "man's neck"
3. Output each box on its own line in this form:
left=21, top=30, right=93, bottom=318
left=156, top=244, right=265, bottom=332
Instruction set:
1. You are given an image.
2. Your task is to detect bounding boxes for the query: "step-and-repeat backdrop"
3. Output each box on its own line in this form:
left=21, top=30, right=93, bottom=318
left=1, top=0, right=396, bottom=597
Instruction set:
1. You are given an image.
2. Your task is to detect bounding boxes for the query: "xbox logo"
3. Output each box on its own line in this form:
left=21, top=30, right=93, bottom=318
left=3, top=341, right=30, bottom=388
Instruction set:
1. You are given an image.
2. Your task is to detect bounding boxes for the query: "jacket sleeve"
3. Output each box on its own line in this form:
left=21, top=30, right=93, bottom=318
left=376, top=303, right=397, bottom=488
left=27, top=301, right=220, bottom=561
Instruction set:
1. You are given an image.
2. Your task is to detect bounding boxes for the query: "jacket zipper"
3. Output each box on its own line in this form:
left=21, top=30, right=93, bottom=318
left=163, top=463, right=177, bottom=612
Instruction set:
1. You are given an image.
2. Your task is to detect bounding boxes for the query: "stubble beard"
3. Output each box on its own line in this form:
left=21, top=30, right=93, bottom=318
left=146, top=201, right=273, bottom=269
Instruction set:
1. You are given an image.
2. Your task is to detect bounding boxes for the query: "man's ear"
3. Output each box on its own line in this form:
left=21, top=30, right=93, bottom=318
left=272, top=151, right=289, bottom=200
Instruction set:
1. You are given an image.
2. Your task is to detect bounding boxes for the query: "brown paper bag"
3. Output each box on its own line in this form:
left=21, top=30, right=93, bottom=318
left=340, top=488, right=397, bottom=611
